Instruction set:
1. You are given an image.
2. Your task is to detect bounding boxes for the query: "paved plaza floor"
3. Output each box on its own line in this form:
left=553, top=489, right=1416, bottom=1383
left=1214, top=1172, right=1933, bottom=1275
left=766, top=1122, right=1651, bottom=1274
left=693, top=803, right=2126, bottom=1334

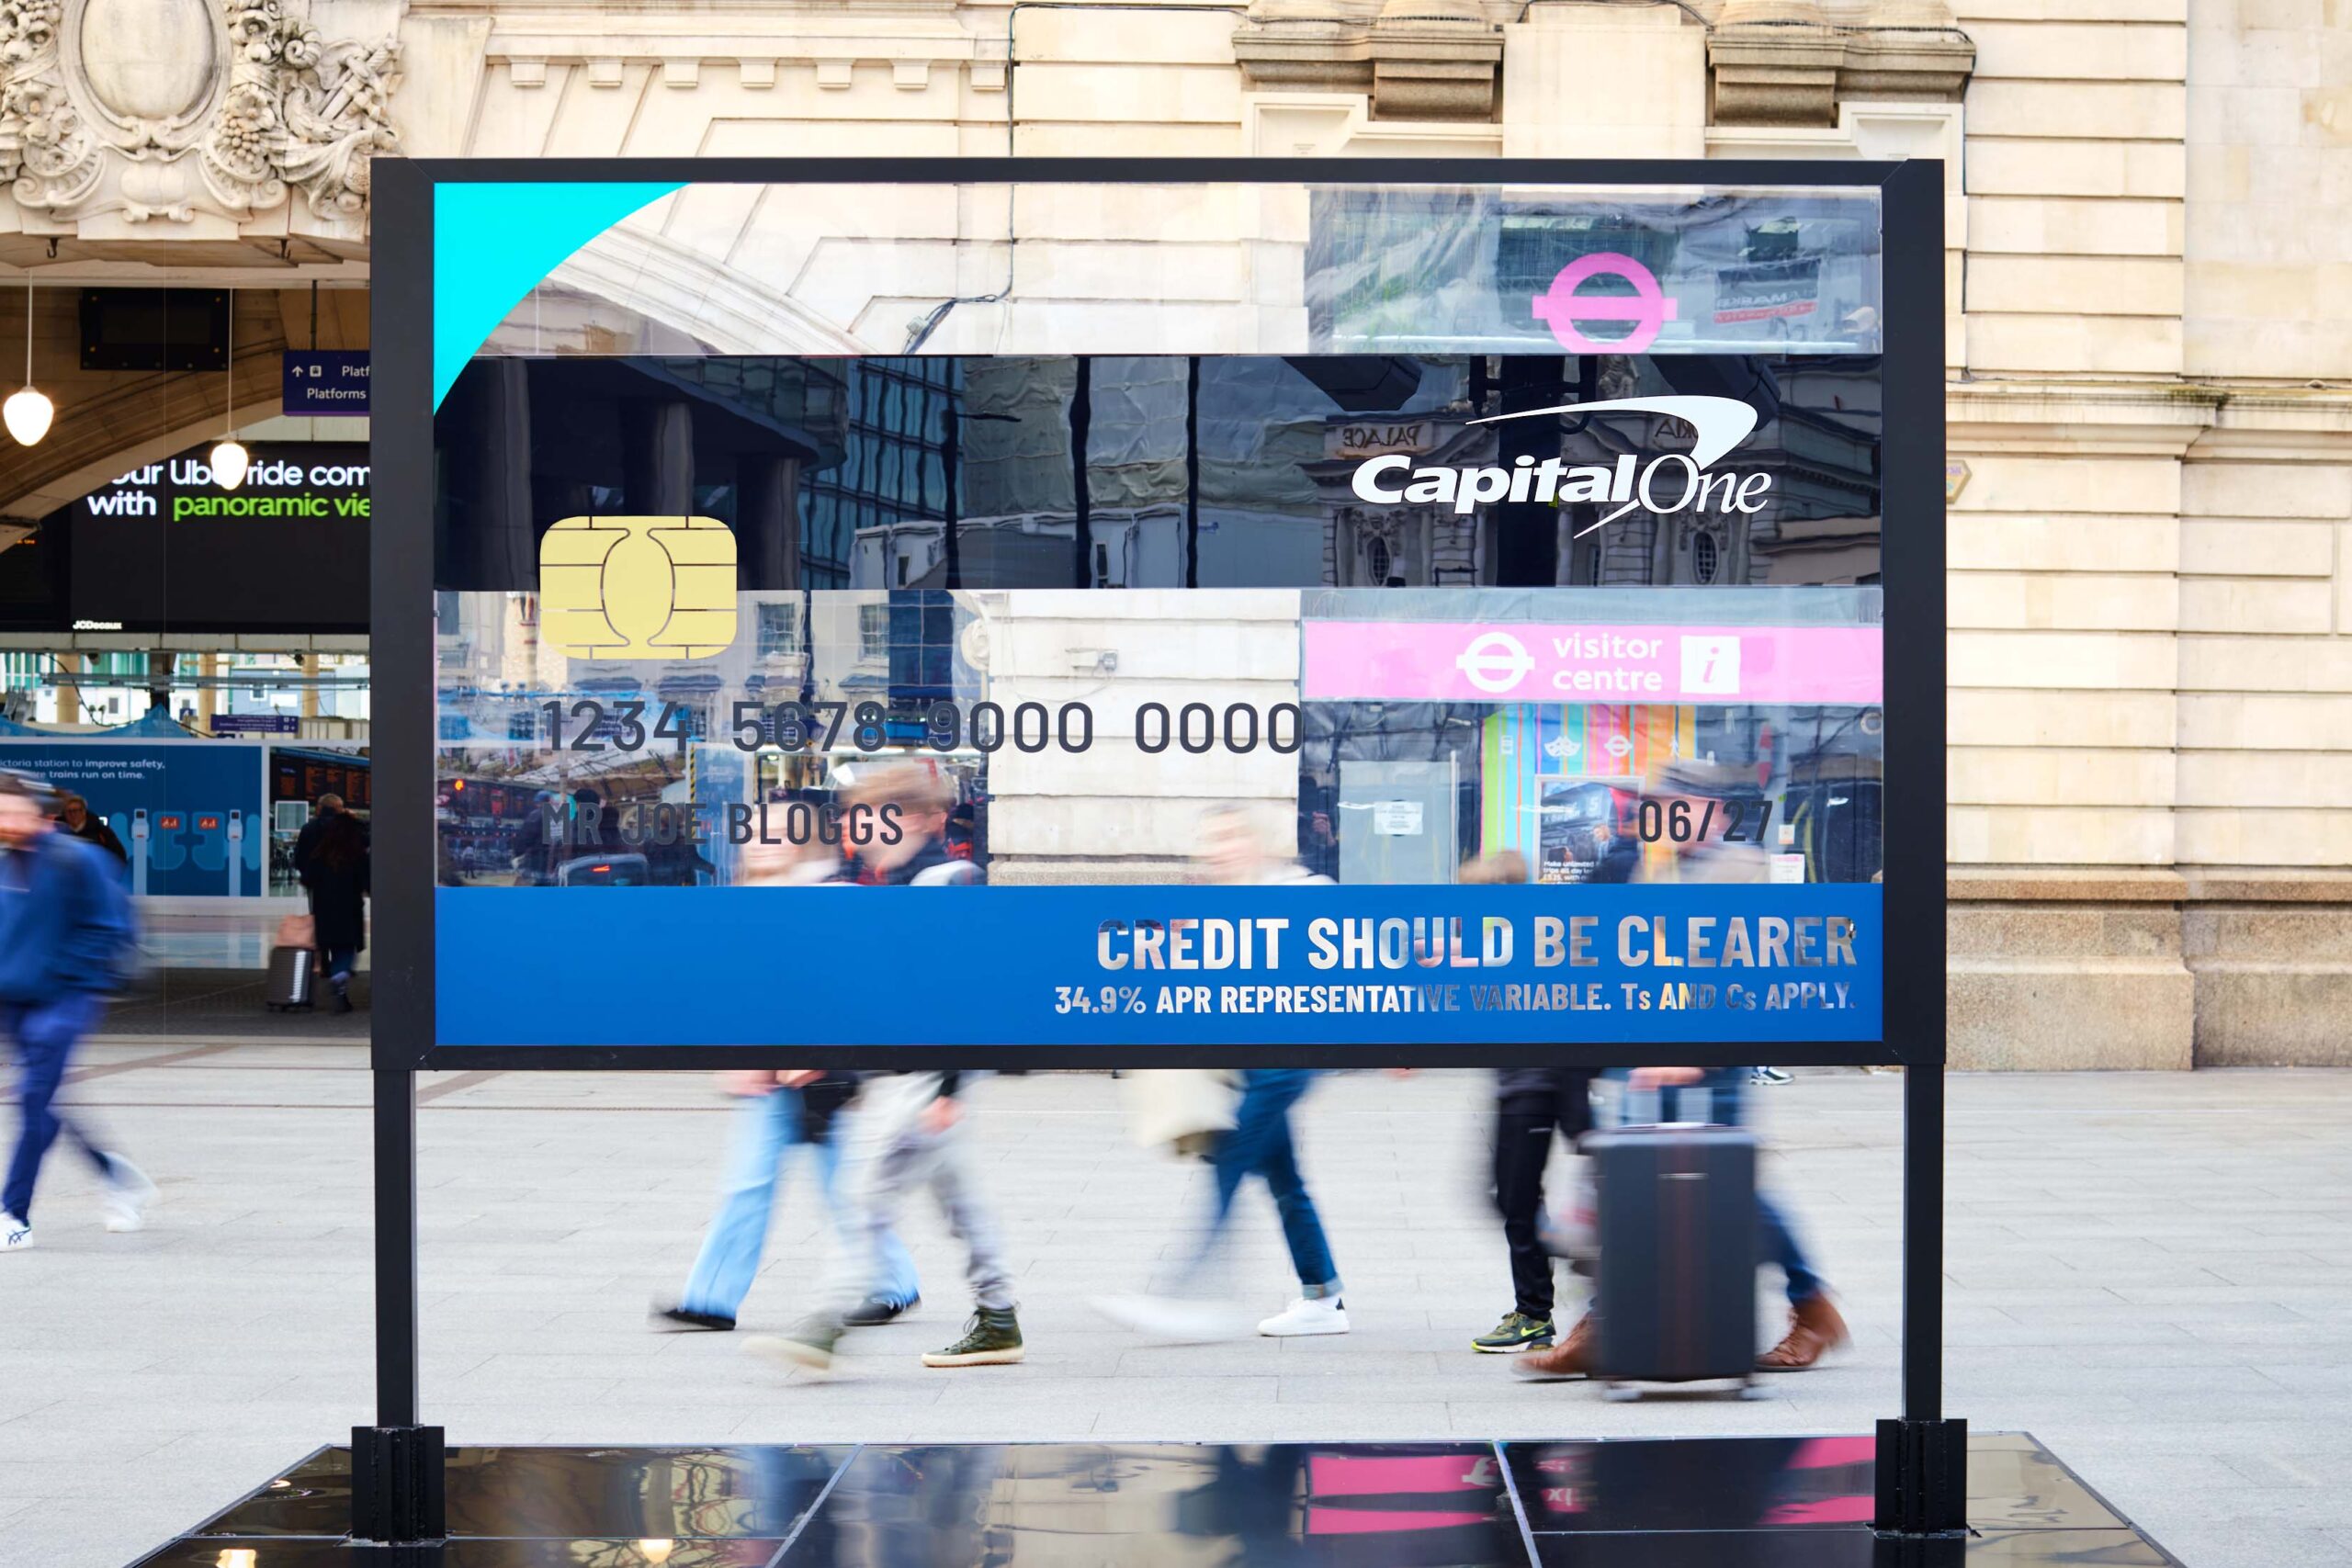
left=6, top=1047, right=2349, bottom=1567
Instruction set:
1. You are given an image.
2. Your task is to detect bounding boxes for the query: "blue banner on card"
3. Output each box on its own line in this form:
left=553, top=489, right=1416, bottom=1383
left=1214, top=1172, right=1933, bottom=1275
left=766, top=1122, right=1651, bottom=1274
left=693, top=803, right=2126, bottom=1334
left=436, top=883, right=1882, bottom=1048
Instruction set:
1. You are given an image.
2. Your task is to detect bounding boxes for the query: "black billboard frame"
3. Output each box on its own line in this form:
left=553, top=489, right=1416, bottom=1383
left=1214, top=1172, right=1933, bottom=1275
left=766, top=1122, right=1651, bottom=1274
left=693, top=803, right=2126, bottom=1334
left=367, top=156, right=1957, bottom=1543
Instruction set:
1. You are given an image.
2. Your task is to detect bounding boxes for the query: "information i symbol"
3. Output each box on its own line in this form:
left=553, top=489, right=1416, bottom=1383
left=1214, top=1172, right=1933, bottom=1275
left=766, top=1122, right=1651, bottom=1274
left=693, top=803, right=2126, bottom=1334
left=1679, top=636, right=1741, bottom=696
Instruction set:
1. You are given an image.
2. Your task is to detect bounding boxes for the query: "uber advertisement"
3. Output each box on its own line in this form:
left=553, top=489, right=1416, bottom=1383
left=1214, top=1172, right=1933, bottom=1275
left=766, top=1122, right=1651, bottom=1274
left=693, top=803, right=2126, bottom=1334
left=0, top=441, right=370, bottom=634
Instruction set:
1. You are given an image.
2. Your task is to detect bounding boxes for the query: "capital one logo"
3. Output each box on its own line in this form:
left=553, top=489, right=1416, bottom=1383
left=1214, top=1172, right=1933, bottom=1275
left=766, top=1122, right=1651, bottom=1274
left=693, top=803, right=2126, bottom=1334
left=1532, top=253, right=1678, bottom=354
left=1350, top=396, right=1770, bottom=536
left=1456, top=630, right=1536, bottom=694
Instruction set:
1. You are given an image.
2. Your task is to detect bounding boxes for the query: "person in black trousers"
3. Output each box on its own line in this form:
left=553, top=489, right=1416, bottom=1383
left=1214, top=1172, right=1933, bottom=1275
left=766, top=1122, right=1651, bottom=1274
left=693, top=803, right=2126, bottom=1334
left=1479, top=1065, right=1594, bottom=1352
left=1461, top=851, right=1595, bottom=1354
left=298, top=807, right=369, bottom=1013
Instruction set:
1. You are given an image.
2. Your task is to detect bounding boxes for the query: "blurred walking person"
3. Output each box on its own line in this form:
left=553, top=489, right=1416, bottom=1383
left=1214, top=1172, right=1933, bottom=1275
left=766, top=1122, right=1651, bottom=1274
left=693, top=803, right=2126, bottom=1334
left=0, top=772, right=149, bottom=1250
left=1515, top=1065, right=1848, bottom=1380
left=1455, top=851, right=1594, bottom=1355
left=1098, top=805, right=1347, bottom=1341
left=297, top=801, right=370, bottom=1014
left=749, top=765, right=1022, bottom=1371
left=652, top=827, right=920, bottom=1332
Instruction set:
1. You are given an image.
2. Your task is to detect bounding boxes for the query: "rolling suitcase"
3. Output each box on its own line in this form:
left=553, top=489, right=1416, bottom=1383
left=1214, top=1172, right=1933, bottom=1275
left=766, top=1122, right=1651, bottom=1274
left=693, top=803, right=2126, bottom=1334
left=265, top=945, right=316, bottom=1011
left=1587, top=1093, right=1758, bottom=1397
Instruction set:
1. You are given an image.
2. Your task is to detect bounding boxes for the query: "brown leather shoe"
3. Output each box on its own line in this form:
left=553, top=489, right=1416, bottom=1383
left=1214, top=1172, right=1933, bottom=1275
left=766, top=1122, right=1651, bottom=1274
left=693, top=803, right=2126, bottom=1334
left=1757, top=1293, right=1848, bottom=1371
left=1512, top=1314, right=1594, bottom=1380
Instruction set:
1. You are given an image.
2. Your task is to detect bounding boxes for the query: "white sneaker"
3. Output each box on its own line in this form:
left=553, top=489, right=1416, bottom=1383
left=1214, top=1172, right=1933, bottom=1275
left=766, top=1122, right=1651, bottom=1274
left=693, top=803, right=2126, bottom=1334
left=1258, top=1296, right=1349, bottom=1337
left=1091, top=1293, right=1252, bottom=1344
left=3, top=1215, right=30, bottom=1251
left=101, top=1154, right=157, bottom=1233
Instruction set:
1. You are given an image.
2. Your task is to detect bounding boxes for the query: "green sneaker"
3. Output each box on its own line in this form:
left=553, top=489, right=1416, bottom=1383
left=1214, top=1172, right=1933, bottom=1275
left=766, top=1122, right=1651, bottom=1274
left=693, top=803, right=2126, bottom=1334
left=922, top=1306, right=1025, bottom=1368
left=746, top=1315, right=842, bottom=1372
left=1472, top=1311, right=1555, bottom=1354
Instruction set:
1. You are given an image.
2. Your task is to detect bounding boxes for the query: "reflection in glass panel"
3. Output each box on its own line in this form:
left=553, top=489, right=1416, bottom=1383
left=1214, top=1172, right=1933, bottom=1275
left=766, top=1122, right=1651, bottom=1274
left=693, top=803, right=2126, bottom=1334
left=477, top=182, right=1881, bottom=361
left=437, top=353, right=1880, bottom=598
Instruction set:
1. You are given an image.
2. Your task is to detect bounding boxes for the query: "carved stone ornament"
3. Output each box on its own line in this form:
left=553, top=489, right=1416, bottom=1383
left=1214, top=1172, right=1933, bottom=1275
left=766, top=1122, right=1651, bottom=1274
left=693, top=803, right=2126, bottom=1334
left=0, top=0, right=401, bottom=226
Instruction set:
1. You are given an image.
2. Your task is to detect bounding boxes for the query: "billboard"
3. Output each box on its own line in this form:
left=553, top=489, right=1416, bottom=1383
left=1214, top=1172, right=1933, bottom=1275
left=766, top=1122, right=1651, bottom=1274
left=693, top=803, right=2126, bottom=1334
left=382, top=160, right=1942, bottom=1067
left=0, top=738, right=264, bottom=897
left=0, top=441, right=370, bottom=634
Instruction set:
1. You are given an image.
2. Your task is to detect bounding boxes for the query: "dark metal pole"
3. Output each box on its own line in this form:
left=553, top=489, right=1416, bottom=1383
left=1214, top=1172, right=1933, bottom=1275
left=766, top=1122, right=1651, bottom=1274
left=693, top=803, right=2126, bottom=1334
left=1873, top=155, right=1965, bottom=1539
left=373, top=1069, right=420, bottom=1427
left=356, top=154, right=447, bottom=1546
left=1901, top=1065, right=1943, bottom=1424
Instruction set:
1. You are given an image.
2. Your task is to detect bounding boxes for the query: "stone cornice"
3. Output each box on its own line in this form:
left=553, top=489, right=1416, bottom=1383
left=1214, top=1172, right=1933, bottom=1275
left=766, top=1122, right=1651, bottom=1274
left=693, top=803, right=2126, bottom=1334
left=1953, top=868, right=2352, bottom=907
left=1947, top=380, right=2352, bottom=462
left=1947, top=381, right=2222, bottom=459
left=1707, top=0, right=1974, bottom=128
left=1234, top=0, right=1501, bottom=121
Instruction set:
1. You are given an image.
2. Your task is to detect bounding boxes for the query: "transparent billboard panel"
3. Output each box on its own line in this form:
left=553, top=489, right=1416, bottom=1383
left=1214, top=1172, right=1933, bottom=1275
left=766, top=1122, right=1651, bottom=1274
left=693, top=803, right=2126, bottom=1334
left=430, top=175, right=1889, bottom=1052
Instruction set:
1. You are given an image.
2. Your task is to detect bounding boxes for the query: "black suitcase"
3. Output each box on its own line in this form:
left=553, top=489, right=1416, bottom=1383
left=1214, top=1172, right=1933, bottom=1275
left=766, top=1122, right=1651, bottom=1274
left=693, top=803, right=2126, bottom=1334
left=265, top=946, right=316, bottom=1011
left=1587, top=1119, right=1758, bottom=1395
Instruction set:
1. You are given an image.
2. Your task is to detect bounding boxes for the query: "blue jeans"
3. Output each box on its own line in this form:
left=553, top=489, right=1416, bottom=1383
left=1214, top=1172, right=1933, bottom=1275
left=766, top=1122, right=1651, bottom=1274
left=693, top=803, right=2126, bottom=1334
left=1757, top=1191, right=1823, bottom=1306
left=679, top=1088, right=919, bottom=1322
left=1193, top=1069, right=1340, bottom=1297
left=322, top=947, right=356, bottom=984
left=4, top=992, right=105, bottom=1224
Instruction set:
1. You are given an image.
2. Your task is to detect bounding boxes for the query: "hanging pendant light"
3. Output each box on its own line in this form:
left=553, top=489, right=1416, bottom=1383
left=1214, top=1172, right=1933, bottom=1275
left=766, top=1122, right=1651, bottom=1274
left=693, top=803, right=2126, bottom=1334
left=4, top=277, right=53, bottom=446
left=209, top=288, right=249, bottom=489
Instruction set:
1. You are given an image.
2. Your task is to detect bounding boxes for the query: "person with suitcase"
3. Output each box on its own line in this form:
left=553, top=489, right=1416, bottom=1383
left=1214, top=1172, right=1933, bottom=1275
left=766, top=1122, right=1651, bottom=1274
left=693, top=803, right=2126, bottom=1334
left=1514, top=1066, right=1847, bottom=1382
left=0, top=771, right=150, bottom=1250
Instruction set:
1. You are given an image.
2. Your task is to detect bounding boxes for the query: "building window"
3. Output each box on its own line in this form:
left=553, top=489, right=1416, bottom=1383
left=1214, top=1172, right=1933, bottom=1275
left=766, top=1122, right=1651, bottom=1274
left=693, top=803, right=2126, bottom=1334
left=799, top=357, right=957, bottom=589
left=858, top=602, right=890, bottom=660
left=756, top=602, right=803, bottom=659
left=1690, top=528, right=1719, bottom=584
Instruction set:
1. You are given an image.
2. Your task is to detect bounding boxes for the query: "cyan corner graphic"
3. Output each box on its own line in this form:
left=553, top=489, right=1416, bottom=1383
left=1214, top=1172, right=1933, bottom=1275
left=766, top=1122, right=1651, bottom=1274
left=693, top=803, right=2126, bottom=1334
left=432, top=180, right=684, bottom=411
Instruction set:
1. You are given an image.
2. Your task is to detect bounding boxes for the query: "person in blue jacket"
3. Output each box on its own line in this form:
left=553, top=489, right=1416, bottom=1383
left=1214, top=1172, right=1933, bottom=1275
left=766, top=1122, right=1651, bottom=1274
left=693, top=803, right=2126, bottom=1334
left=0, top=771, right=149, bottom=1250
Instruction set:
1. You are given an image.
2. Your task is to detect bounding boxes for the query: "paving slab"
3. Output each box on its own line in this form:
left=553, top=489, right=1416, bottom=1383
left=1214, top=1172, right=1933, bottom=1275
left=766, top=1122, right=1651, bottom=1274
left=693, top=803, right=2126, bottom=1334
left=6, top=1053, right=2350, bottom=1565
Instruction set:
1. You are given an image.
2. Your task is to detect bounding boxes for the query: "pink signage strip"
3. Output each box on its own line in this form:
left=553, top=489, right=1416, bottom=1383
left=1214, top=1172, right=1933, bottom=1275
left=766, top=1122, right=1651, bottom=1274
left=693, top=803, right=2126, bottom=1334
left=1303, top=621, right=1882, bottom=705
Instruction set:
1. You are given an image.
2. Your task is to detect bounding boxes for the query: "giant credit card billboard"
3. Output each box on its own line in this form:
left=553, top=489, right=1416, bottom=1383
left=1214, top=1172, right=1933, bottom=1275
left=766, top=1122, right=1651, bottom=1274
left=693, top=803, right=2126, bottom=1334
left=416, top=171, right=1903, bottom=1055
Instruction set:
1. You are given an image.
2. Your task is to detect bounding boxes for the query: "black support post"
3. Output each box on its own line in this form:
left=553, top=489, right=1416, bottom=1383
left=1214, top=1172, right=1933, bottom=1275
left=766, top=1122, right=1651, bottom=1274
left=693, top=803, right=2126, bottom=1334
left=353, top=1068, right=445, bottom=1541
left=1872, top=155, right=1967, bottom=1539
left=363, top=156, right=447, bottom=1546
left=1872, top=1063, right=1966, bottom=1535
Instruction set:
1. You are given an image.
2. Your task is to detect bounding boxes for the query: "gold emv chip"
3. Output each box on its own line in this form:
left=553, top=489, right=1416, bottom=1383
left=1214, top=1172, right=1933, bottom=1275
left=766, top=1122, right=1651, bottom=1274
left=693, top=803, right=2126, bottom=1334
left=538, top=515, right=737, bottom=660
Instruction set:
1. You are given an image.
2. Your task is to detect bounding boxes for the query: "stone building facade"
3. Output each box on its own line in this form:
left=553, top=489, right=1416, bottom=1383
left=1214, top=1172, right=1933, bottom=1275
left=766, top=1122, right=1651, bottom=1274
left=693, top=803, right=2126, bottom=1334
left=0, top=0, right=2346, bottom=1066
